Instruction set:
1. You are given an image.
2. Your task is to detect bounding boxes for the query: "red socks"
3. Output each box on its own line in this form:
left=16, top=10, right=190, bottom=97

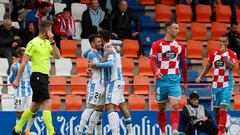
left=158, top=112, right=166, bottom=133
left=215, top=114, right=220, bottom=125
left=170, top=111, right=179, bottom=131
left=218, top=110, right=227, bottom=135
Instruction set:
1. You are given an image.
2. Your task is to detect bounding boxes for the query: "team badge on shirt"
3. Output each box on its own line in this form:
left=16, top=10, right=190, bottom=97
left=214, top=60, right=224, bottom=68
left=163, top=50, right=177, bottom=60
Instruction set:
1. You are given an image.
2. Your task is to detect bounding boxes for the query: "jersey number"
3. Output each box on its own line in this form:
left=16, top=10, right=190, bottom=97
left=94, top=92, right=102, bottom=99
left=15, top=99, right=22, bottom=106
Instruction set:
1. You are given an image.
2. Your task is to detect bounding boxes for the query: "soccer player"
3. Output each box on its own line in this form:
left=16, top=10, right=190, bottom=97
left=12, top=21, right=61, bottom=135
left=150, top=20, right=188, bottom=135
left=9, top=47, right=34, bottom=135
left=77, top=34, right=107, bottom=135
left=196, top=34, right=237, bottom=135
left=89, top=31, right=133, bottom=135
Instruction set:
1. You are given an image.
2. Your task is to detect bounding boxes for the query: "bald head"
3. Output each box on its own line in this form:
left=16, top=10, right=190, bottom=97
left=3, top=18, right=12, bottom=31
left=119, top=0, right=128, bottom=13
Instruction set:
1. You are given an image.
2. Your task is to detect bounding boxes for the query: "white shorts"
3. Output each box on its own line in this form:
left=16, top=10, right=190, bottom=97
left=87, top=82, right=105, bottom=106
left=14, top=96, right=32, bottom=112
left=105, top=80, right=125, bottom=105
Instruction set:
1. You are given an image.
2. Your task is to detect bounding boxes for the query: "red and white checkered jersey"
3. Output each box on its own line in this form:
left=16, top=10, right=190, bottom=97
left=150, top=38, right=186, bottom=75
left=208, top=49, right=237, bottom=88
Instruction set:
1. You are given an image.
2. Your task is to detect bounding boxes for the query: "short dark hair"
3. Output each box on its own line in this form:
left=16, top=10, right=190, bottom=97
left=189, top=91, right=199, bottom=99
left=100, top=30, right=111, bottom=42
left=40, top=2, right=50, bottom=8
left=38, top=21, right=51, bottom=33
left=231, top=21, right=238, bottom=26
left=88, top=34, right=101, bottom=45
left=165, top=20, right=178, bottom=28
left=17, top=47, right=26, bottom=56
left=3, top=13, right=11, bottom=20
left=220, top=34, right=229, bottom=41
left=63, top=7, right=71, bottom=13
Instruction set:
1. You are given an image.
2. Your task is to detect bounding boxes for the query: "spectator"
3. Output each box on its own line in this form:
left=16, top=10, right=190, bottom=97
left=0, top=15, right=21, bottom=73
left=81, top=0, right=107, bottom=38
left=20, top=21, right=38, bottom=47
left=100, top=0, right=119, bottom=15
left=53, top=7, right=76, bottom=49
left=176, top=0, right=199, bottom=21
left=183, top=92, right=218, bottom=135
left=11, top=0, right=34, bottom=25
left=25, top=1, right=53, bottom=27
left=109, top=0, right=143, bottom=56
left=227, top=22, right=240, bottom=59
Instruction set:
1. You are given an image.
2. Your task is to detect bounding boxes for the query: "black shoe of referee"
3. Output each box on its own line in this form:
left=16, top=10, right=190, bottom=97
left=11, top=128, right=22, bottom=135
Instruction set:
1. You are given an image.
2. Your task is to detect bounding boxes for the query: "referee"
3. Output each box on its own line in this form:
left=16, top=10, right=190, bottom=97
left=12, top=21, right=61, bottom=135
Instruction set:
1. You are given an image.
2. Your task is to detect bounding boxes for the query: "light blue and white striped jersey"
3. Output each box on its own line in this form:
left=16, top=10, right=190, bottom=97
left=87, top=51, right=106, bottom=84
left=9, top=61, right=32, bottom=97
left=107, top=46, right=124, bottom=82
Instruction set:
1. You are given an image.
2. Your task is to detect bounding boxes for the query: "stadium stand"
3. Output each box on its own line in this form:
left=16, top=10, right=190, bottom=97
left=55, top=58, right=72, bottom=76
left=71, top=3, right=87, bottom=21
left=138, top=56, right=153, bottom=77
left=133, top=75, right=150, bottom=95
left=70, top=76, right=87, bottom=95
left=161, top=0, right=175, bottom=5
left=0, top=77, right=2, bottom=95
left=186, top=40, right=203, bottom=59
left=149, top=94, right=158, bottom=111
left=124, top=77, right=130, bottom=95
left=0, top=3, right=5, bottom=21
left=196, top=4, right=212, bottom=23
left=65, top=94, right=82, bottom=111
left=139, top=0, right=155, bottom=5
left=176, top=23, right=187, bottom=40
left=128, top=94, right=146, bottom=110
left=51, top=95, right=61, bottom=111
left=155, top=4, right=172, bottom=22
left=60, top=39, right=77, bottom=58
left=190, top=22, right=207, bottom=40
left=175, top=4, right=192, bottom=22
left=211, top=22, right=227, bottom=40
left=121, top=57, right=134, bottom=77
left=215, top=4, right=232, bottom=23
left=49, top=76, right=67, bottom=95
left=0, top=58, right=9, bottom=77
left=207, top=40, right=219, bottom=55
left=54, top=2, right=66, bottom=15
left=76, top=57, right=88, bottom=77
left=122, top=39, right=139, bottom=58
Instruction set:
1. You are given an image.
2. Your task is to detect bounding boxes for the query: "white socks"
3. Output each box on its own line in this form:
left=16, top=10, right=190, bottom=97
left=108, top=111, right=120, bottom=135
left=96, top=118, right=102, bottom=135
left=125, top=117, right=133, bottom=135
left=87, top=111, right=102, bottom=134
left=79, top=108, right=94, bottom=133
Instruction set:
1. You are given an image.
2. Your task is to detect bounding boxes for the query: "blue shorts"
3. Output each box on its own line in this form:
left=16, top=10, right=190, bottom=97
left=155, top=75, right=182, bottom=103
left=212, top=87, right=232, bottom=107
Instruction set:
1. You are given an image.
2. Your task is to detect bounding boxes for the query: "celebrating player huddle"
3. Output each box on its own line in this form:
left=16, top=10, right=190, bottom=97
left=77, top=31, right=133, bottom=135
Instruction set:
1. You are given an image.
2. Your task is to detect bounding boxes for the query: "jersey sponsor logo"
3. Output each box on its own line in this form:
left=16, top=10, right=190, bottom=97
left=214, top=60, right=224, bottom=68
left=163, top=50, right=177, bottom=60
